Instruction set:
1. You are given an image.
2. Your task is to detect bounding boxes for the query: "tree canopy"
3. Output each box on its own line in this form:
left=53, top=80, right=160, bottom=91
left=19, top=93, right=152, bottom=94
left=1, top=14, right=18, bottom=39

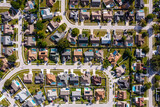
left=4, top=79, right=12, bottom=89
left=0, top=60, right=3, bottom=68
left=142, top=46, right=149, bottom=54
left=57, top=38, right=69, bottom=50
left=37, top=40, right=47, bottom=48
left=140, top=19, right=147, bottom=27
left=103, top=59, right=110, bottom=69
left=36, top=31, right=46, bottom=39
left=123, top=48, right=132, bottom=59
left=11, top=0, right=22, bottom=9
left=35, top=20, right=43, bottom=30
left=150, top=55, right=160, bottom=71
left=144, top=82, right=152, bottom=90
left=71, top=28, right=79, bottom=37
left=8, top=54, right=16, bottom=63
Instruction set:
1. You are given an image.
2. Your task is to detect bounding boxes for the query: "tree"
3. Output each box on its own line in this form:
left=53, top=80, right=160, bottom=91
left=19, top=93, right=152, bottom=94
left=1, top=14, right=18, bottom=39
left=11, top=1, right=21, bottom=9
left=4, top=79, right=12, bottom=89
left=35, top=20, right=43, bottom=30
left=155, top=75, right=160, bottom=81
left=37, top=40, right=47, bottom=48
left=142, top=32, right=148, bottom=38
left=142, top=46, right=149, bottom=54
left=144, top=82, right=151, bottom=90
left=8, top=54, right=16, bottom=63
left=103, top=59, right=110, bottom=69
left=139, top=19, right=147, bottom=27
left=57, top=38, right=69, bottom=50
left=0, top=60, right=3, bottom=68
left=152, top=24, right=160, bottom=33
left=0, top=72, right=3, bottom=78
left=36, top=31, right=46, bottom=39
left=146, top=14, right=155, bottom=20
left=122, top=36, right=127, bottom=42
left=71, top=28, right=79, bottom=37
left=150, top=55, right=160, bottom=71
left=123, top=48, right=132, bottom=59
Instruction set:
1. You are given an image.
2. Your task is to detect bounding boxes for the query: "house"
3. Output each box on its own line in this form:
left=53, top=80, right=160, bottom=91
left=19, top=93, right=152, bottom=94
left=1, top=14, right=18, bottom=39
left=15, top=89, right=30, bottom=103
left=34, top=91, right=45, bottom=105
left=115, top=65, right=126, bottom=77
left=67, top=29, right=77, bottom=45
left=22, top=98, right=36, bottom=107
left=24, top=24, right=34, bottom=35
left=91, top=0, right=101, bottom=7
left=50, top=48, right=59, bottom=63
left=11, top=80, right=21, bottom=93
left=47, top=89, right=57, bottom=101
left=90, top=35, right=100, bottom=46
left=114, top=11, right=124, bottom=22
left=50, top=31, right=66, bottom=43
left=70, top=10, right=79, bottom=21
left=91, top=76, right=101, bottom=85
left=81, top=72, right=91, bottom=86
left=101, top=32, right=111, bottom=44
left=2, top=47, right=13, bottom=56
left=3, top=24, right=14, bottom=35
left=61, top=49, right=71, bottom=62
left=24, top=1, right=34, bottom=11
left=113, top=34, right=123, bottom=46
left=60, top=88, right=70, bottom=101
left=84, top=87, right=93, bottom=101
left=28, top=48, right=37, bottom=62
left=41, top=8, right=53, bottom=20
left=95, top=50, right=104, bottom=61
left=80, top=10, right=90, bottom=21
left=103, top=0, right=114, bottom=8
left=117, top=79, right=129, bottom=89
left=135, top=0, right=144, bottom=9
left=39, top=48, right=48, bottom=62
left=2, top=36, right=13, bottom=45
left=135, top=97, right=144, bottom=107
left=103, top=10, right=113, bottom=21
left=108, top=51, right=121, bottom=66
left=47, top=21, right=59, bottom=33
left=135, top=34, right=144, bottom=46
left=80, top=0, right=89, bottom=6
left=0, top=58, right=9, bottom=71
left=46, top=0, right=55, bottom=7
left=57, top=72, right=68, bottom=86
left=69, top=73, right=79, bottom=86
left=35, top=72, right=44, bottom=84
left=23, top=73, right=33, bottom=84
left=135, top=73, right=148, bottom=83
left=135, top=49, right=145, bottom=58
left=25, top=14, right=37, bottom=24
left=91, top=11, right=101, bottom=21
left=136, top=10, right=145, bottom=21
left=117, top=90, right=127, bottom=100
left=78, top=34, right=88, bottom=46
left=133, top=85, right=145, bottom=95
left=1, top=12, right=12, bottom=23
left=94, top=88, right=105, bottom=101
left=24, top=36, right=36, bottom=46
left=135, top=62, right=144, bottom=71
left=73, top=49, right=83, bottom=62
left=70, top=0, right=78, bottom=5
left=72, top=88, right=81, bottom=101
left=84, top=50, right=94, bottom=62
left=46, top=74, right=56, bottom=85
left=126, top=11, right=134, bottom=21
left=116, top=101, right=128, bottom=107
left=124, top=35, right=133, bottom=46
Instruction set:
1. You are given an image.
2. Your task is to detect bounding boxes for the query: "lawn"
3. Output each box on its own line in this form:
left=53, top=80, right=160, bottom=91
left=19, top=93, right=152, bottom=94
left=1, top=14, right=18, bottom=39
left=144, top=0, right=148, bottom=4
left=0, top=99, right=10, bottom=106
left=0, top=8, right=9, bottom=13
left=40, top=0, right=46, bottom=7
left=51, top=1, right=61, bottom=12
left=50, top=69, right=64, bottom=76
left=73, top=69, right=83, bottom=76
left=144, top=7, right=149, bottom=16
left=93, top=29, right=107, bottom=37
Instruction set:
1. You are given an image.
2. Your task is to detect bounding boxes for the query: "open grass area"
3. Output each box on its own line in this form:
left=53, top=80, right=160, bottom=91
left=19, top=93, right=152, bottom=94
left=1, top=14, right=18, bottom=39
left=0, top=8, right=9, bottom=13
left=0, top=98, right=10, bottom=106
left=51, top=1, right=61, bottom=12
left=93, top=29, right=107, bottom=37
left=144, top=7, right=149, bottom=16
left=40, top=0, right=46, bottom=7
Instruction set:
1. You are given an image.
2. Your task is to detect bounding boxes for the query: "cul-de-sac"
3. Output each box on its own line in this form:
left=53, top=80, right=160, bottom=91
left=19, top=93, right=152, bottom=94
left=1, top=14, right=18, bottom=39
left=0, top=0, right=160, bottom=107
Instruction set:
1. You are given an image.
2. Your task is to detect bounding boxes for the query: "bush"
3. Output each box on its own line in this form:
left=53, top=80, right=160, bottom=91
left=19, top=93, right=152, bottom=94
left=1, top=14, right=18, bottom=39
left=57, top=38, right=69, bottom=51
left=142, top=46, right=149, bottom=54
left=35, top=20, right=43, bottom=30
left=139, top=19, right=147, bottom=27
left=144, top=82, right=151, bottom=90
left=142, top=32, right=148, bottom=38
left=57, top=23, right=67, bottom=33
left=4, top=79, right=12, bottom=89
left=37, top=40, right=47, bottom=48
left=103, top=59, right=110, bottom=68
left=155, top=75, right=160, bottom=81
left=8, top=54, right=16, bottom=64
left=11, top=0, right=22, bottom=9
left=71, top=28, right=79, bottom=37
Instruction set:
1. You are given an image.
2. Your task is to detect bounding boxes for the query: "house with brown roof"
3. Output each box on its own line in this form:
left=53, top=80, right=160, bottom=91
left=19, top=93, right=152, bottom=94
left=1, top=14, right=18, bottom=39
left=24, top=1, right=34, bottom=11
left=23, top=73, right=33, bottom=84
left=80, top=0, right=90, bottom=6
left=117, top=90, right=127, bottom=100
left=47, top=21, right=59, bottom=32
left=91, top=76, right=101, bottom=85
left=70, top=0, right=79, bottom=5
left=2, top=47, right=13, bottom=56
left=116, top=101, right=128, bottom=107
left=90, top=35, right=100, bottom=46
left=115, top=65, right=126, bottom=77
left=136, top=62, right=144, bottom=71
left=103, top=0, right=114, bottom=8
left=46, top=0, right=55, bottom=7
left=73, top=49, right=83, bottom=62
left=0, top=58, right=9, bottom=71
left=28, top=48, right=37, bottom=62
left=81, top=72, right=91, bottom=86
left=103, top=10, right=113, bottom=21
left=39, top=48, right=48, bottom=62
left=135, top=34, right=144, bottom=46
left=24, top=36, right=36, bottom=46
left=108, top=51, right=121, bottom=66
left=94, top=88, right=105, bottom=101
left=84, top=87, right=93, bottom=101
left=91, top=11, right=101, bottom=21
left=24, top=24, right=34, bottom=35
left=124, top=35, right=134, bottom=46
left=3, top=24, right=14, bottom=35
left=95, top=50, right=104, bottom=61
left=80, top=10, right=90, bottom=21
left=135, top=97, right=144, bottom=107
left=46, top=74, right=56, bottom=85
left=60, top=88, right=70, bottom=102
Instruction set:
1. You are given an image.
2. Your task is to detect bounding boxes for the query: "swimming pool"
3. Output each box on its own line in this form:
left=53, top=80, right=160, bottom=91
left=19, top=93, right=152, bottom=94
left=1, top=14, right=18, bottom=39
left=29, top=4, right=34, bottom=9
left=32, top=48, right=36, bottom=52
left=96, top=50, right=99, bottom=53
left=16, top=81, right=20, bottom=86
left=32, top=37, right=36, bottom=41
left=52, top=89, right=56, bottom=91
left=51, top=48, right=57, bottom=52
left=132, top=86, right=136, bottom=92
left=77, top=49, right=82, bottom=52
left=32, top=100, right=36, bottom=104
left=76, top=88, right=81, bottom=91
left=82, top=10, right=87, bottom=12
left=37, top=91, right=42, bottom=94
left=81, top=44, right=87, bottom=46
left=84, top=87, right=90, bottom=91
left=139, top=10, right=144, bottom=13
left=65, top=49, right=70, bottom=52
left=92, top=43, right=98, bottom=46
left=113, top=51, right=118, bottom=56
left=51, top=35, right=55, bottom=41
left=127, top=43, right=133, bottom=46
left=51, top=82, right=56, bottom=85
left=70, top=5, right=75, bottom=8
left=41, top=10, right=44, bottom=15
left=40, top=48, right=46, bottom=51
left=89, top=50, right=93, bottom=52
left=133, top=66, right=136, bottom=71
left=58, top=82, right=63, bottom=86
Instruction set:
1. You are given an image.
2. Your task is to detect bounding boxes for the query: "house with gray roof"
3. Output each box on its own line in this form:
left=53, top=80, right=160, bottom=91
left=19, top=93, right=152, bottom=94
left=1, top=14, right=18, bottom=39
left=35, top=72, right=44, bottom=84
left=22, top=98, right=36, bottom=107
left=15, top=89, right=30, bottom=103
left=41, top=8, right=53, bottom=20
left=117, top=79, right=129, bottom=89
left=50, top=31, right=66, bottom=43
left=47, top=21, right=59, bottom=33
left=101, top=32, right=111, bottom=45
left=90, top=35, right=100, bottom=46
left=11, top=80, right=21, bottom=93
left=1, top=36, right=13, bottom=45
left=84, top=50, right=94, bottom=62
left=70, top=10, right=79, bottom=22
left=57, top=72, right=68, bottom=87
left=133, top=85, right=145, bottom=95
left=50, top=48, right=59, bottom=63
left=135, top=49, right=145, bottom=58
left=34, top=91, right=45, bottom=105
left=2, top=47, right=13, bottom=56
left=136, top=10, right=145, bottom=21
left=135, top=0, right=144, bottom=9
left=78, top=34, right=88, bottom=46
left=69, top=74, right=79, bottom=86
left=135, top=73, right=149, bottom=83
left=47, top=89, right=57, bottom=101
left=1, top=12, right=12, bottom=23
left=60, top=88, right=70, bottom=102
left=61, top=49, right=71, bottom=63
left=114, top=11, right=124, bottom=22
left=81, top=72, right=91, bottom=86
left=71, top=88, right=81, bottom=101
left=24, top=36, right=36, bottom=46
left=91, top=0, right=101, bottom=7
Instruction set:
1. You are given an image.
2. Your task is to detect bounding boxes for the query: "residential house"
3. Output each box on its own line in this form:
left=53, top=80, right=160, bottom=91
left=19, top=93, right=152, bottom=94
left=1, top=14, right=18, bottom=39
left=3, top=24, right=14, bottom=35
left=113, top=34, right=123, bottom=46
left=2, top=36, right=13, bottom=45
left=61, top=49, right=71, bottom=63
left=47, top=89, right=57, bottom=101
left=2, top=47, right=13, bottom=56
left=11, top=80, right=21, bottom=93
left=84, top=50, right=94, bottom=62
left=72, top=88, right=81, bottom=101
left=135, top=97, right=144, bottom=107
left=101, top=32, right=111, bottom=45
left=39, top=48, right=48, bottom=62
left=34, top=91, right=45, bottom=105
left=117, top=90, right=127, bottom=100
left=135, top=0, right=144, bottom=9
left=69, top=74, right=79, bottom=86
left=94, top=88, right=105, bottom=101
left=41, top=8, right=53, bottom=20
left=133, top=85, right=145, bottom=95
left=35, top=72, right=44, bottom=84
left=25, top=14, right=37, bottom=24
left=135, top=34, right=144, bottom=46
left=73, top=49, right=83, bottom=62
left=24, top=36, right=36, bottom=46
left=124, top=35, right=134, bottom=46
left=135, top=62, right=144, bottom=71
left=84, top=87, right=93, bottom=101
left=70, top=10, right=79, bottom=21
left=114, top=11, right=124, bottom=22
left=126, top=11, right=134, bottom=21
left=135, top=73, right=149, bottom=83
left=67, top=29, right=77, bottom=45
left=91, top=11, right=101, bottom=21
left=70, top=0, right=78, bottom=5
left=22, top=98, right=36, bottom=107
left=121, top=2, right=130, bottom=9
left=78, top=34, right=88, bottom=46
left=90, top=35, right=100, bottom=46
left=57, top=72, right=68, bottom=86
left=136, top=10, right=145, bottom=21
left=24, top=1, right=34, bottom=11
left=60, top=88, right=70, bottom=101
left=81, top=72, right=91, bottom=86
left=50, top=31, right=66, bottom=43
left=15, top=89, right=30, bottom=103
left=50, top=48, right=59, bottom=63
left=46, top=74, right=56, bottom=85
left=95, top=50, right=104, bottom=62
left=91, top=76, right=101, bottom=85
left=103, top=10, right=113, bottom=21
left=1, top=12, right=12, bottom=23
left=115, top=65, right=126, bottom=77
left=80, top=10, right=90, bottom=21
left=80, top=0, right=89, bottom=6
left=28, top=48, right=37, bottom=62
left=23, top=73, right=33, bottom=84
left=91, top=0, right=101, bottom=7
left=108, top=51, right=121, bottom=66
left=135, top=49, right=145, bottom=58
left=46, top=0, right=55, bottom=7
left=0, top=58, right=9, bottom=71
left=47, top=21, right=59, bottom=33
left=103, top=0, right=114, bottom=8
left=24, top=24, right=34, bottom=35
left=116, top=101, right=128, bottom=107
left=117, top=79, right=129, bottom=89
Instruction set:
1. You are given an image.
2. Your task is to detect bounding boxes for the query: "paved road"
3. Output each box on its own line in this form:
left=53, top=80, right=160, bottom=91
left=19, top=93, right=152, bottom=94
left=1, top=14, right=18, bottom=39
left=0, top=31, right=2, bottom=57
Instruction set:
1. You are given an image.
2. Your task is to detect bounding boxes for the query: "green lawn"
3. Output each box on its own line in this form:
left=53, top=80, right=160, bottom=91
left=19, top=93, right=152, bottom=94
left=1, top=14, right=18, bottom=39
left=93, top=29, right=107, bottom=37
left=144, top=7, right=149, bottom=16
left=144, top=0, right=148, bottom=4
left=40, top=0, right=46, bottom=7
left=51, top=1, right=61, bottom=12
left=0, top=99, right=10, bottom=106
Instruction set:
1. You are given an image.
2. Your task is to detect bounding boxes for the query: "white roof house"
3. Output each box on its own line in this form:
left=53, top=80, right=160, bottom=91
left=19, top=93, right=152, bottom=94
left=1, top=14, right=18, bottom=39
left=41, top=8, right=53, bottom=20
left=101, top=32, right=111, bottom=44
left=15, top=89, right=30, bottom=103
left=47, top=89, right=57, bottom=101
